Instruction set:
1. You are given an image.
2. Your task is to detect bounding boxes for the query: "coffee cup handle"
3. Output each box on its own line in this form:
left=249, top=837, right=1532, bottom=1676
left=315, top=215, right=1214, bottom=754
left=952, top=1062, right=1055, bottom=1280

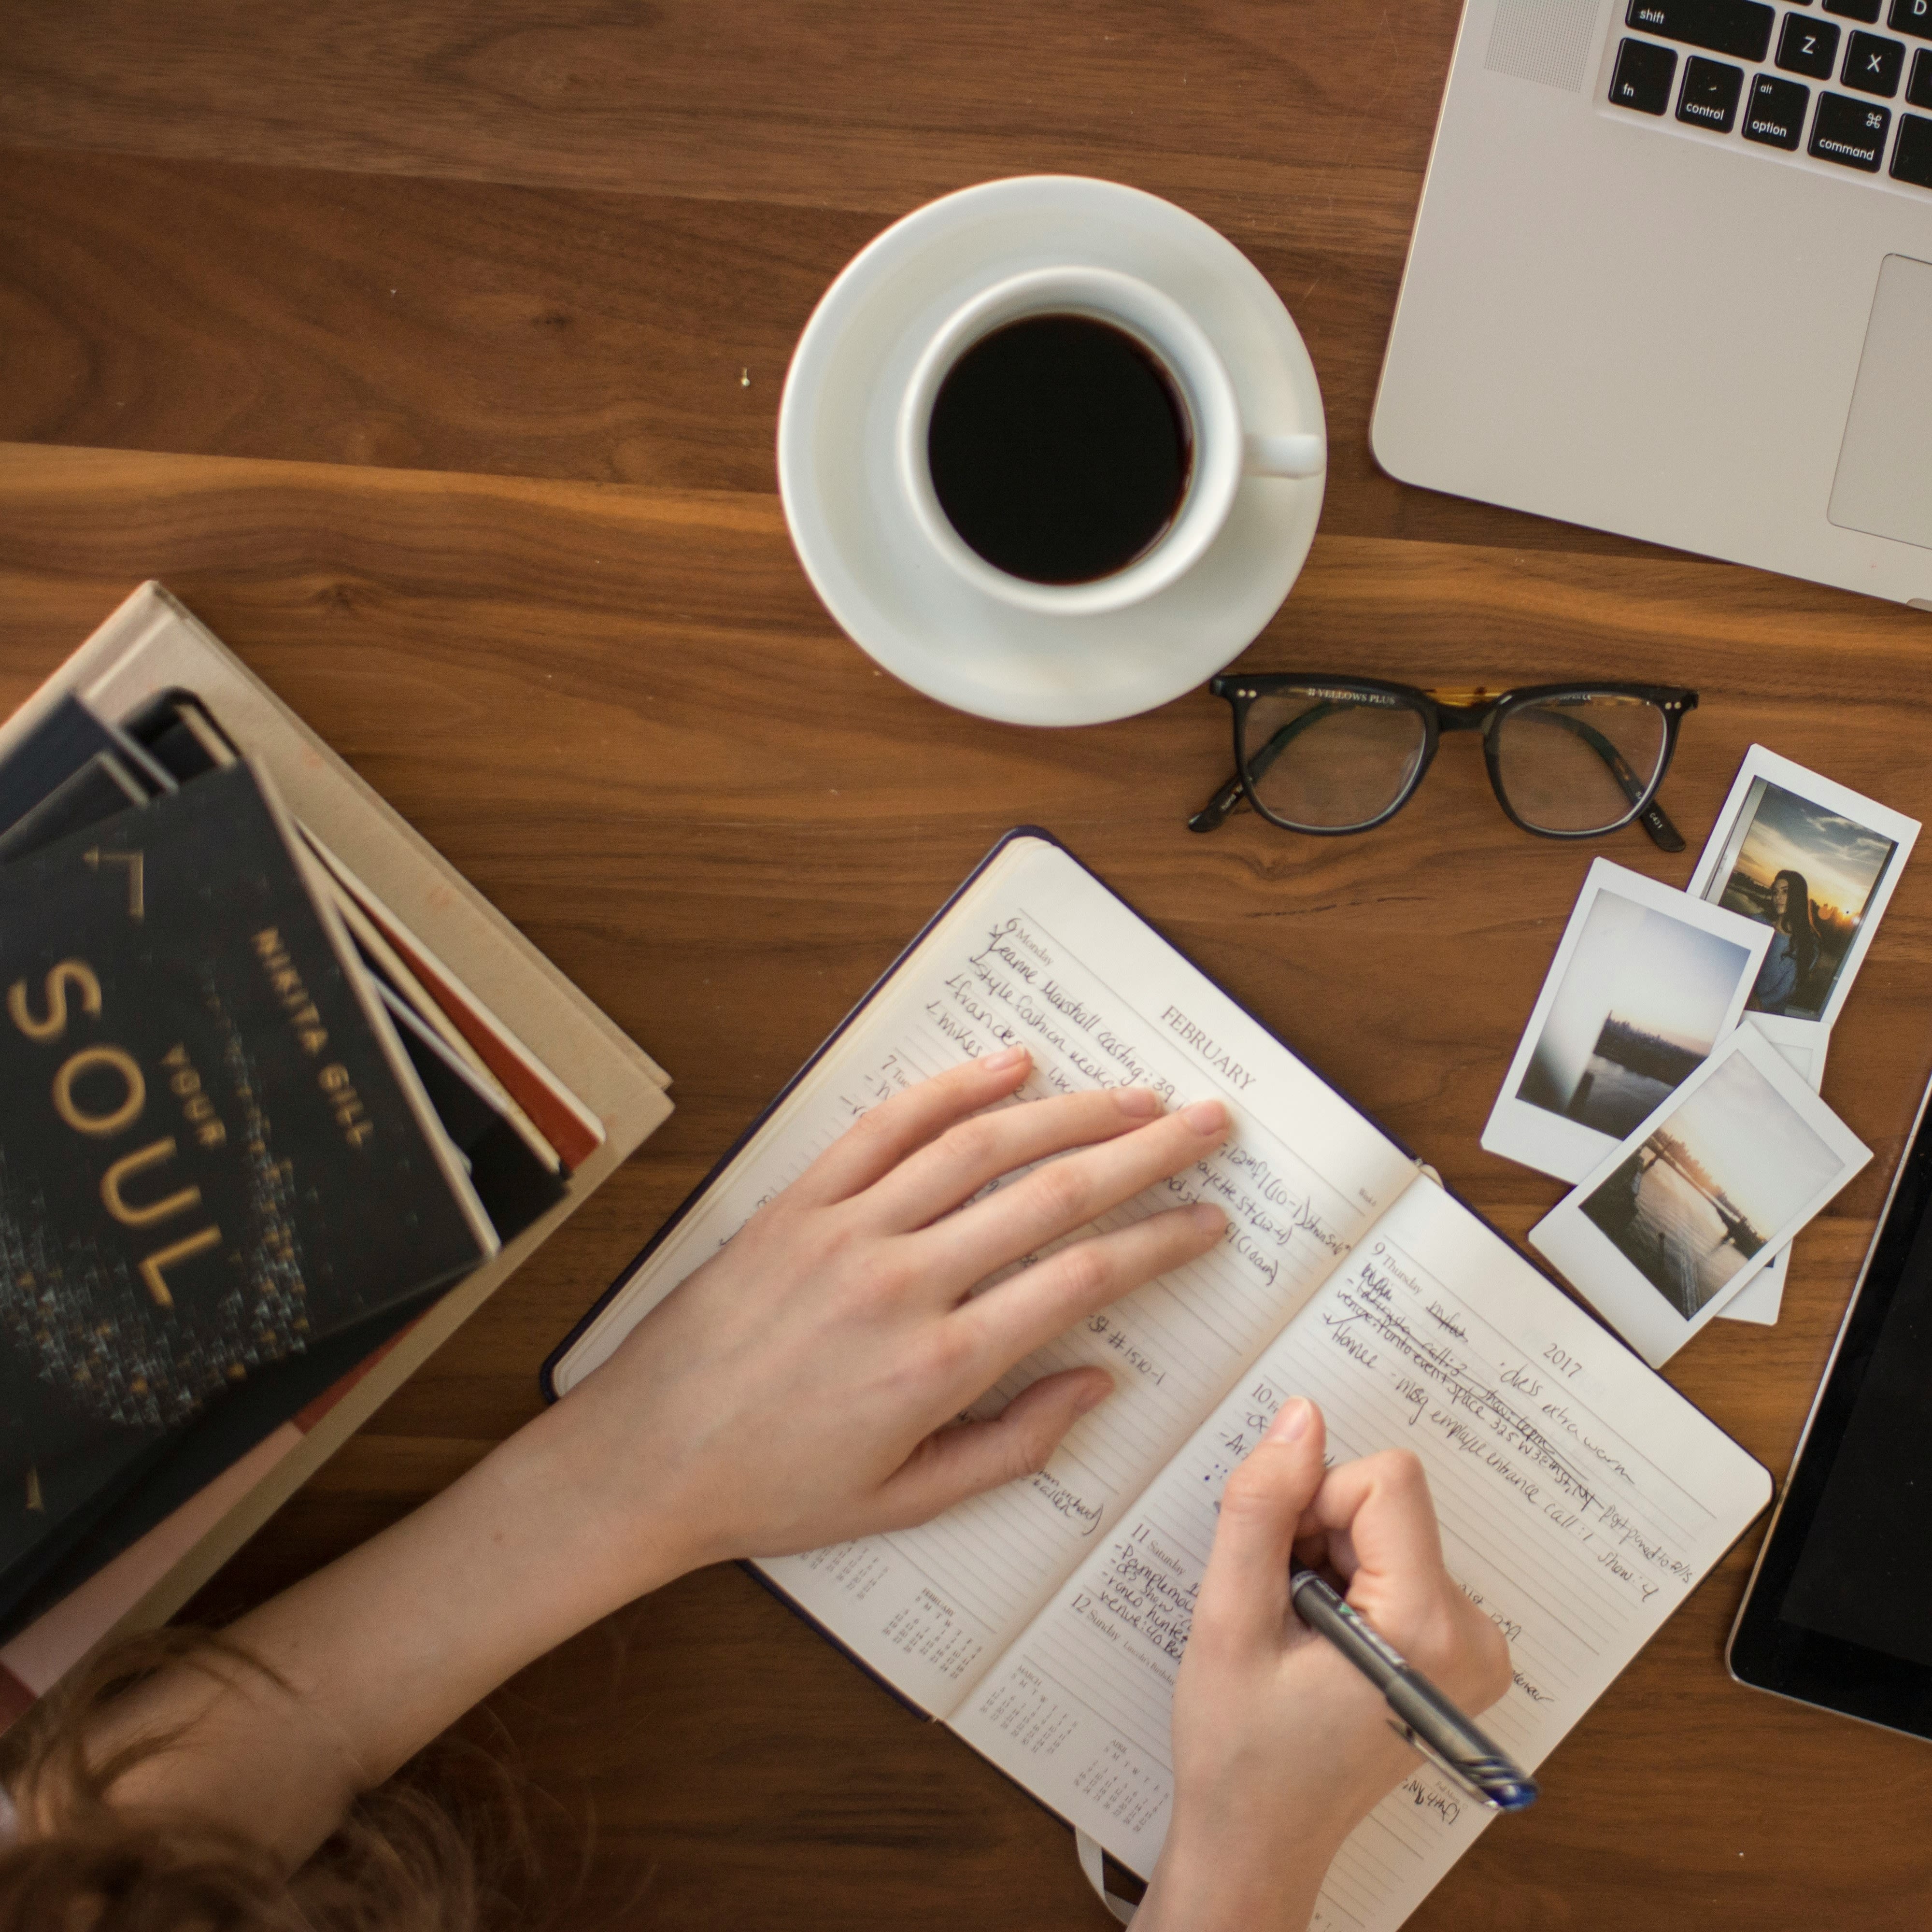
left=1243, top=431, right=1326, bottom=480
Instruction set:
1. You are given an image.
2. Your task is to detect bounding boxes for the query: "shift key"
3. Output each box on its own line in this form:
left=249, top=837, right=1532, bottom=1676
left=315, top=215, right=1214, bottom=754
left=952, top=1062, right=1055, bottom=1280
left=1625, top=0, right=1776, bottom=62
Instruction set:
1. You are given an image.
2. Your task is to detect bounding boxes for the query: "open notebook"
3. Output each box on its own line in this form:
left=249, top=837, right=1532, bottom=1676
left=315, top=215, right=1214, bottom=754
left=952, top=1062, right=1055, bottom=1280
left=546, top=832, right=1771, bottom=1930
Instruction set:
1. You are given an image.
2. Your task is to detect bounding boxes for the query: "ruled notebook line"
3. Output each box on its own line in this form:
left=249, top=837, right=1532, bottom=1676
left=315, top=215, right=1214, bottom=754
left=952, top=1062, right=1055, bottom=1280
left=547, top=836, right=1767, bottom=1932
left=950, top=1175, right=1770, bottom=1931
left=557, top=838, right=1421, bottom=1716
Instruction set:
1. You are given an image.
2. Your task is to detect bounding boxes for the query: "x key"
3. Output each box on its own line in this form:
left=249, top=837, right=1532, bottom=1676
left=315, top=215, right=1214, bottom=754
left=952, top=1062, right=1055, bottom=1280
left=1846, top=29, right=1906, bottom=93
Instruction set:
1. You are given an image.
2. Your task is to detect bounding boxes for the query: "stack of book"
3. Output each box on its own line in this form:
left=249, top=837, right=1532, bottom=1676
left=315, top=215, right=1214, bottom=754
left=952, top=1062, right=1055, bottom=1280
left=0, top=584, right=672, bottom=1728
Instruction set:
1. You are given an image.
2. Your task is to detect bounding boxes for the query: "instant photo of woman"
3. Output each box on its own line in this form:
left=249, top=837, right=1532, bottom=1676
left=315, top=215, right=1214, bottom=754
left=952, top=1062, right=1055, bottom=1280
left=1752, top=869, right=1821, bottom=1016
left=1691, top=752, right=1920, bottom=1030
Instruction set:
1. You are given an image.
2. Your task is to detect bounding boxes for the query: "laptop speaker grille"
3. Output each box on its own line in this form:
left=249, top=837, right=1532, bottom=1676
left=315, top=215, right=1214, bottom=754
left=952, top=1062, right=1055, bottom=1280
left=1484, top=0, right=1603, bottom=93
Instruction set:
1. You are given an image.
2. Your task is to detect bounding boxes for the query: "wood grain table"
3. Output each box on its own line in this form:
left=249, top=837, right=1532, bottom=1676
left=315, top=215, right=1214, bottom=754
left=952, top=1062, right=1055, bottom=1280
left=4, top=6, right=1931, bottom=1926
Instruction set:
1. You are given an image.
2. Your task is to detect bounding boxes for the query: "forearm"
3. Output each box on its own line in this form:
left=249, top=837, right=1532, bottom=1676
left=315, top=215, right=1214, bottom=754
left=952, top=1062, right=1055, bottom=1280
left=1136, top=1735, right=1413, bottom=1932
left=25, top=1067, right=1231, bottom=1872
left=1136, top=1834, right=1332, bottom=1932
left=99, top=1400, right=698, bottom=1865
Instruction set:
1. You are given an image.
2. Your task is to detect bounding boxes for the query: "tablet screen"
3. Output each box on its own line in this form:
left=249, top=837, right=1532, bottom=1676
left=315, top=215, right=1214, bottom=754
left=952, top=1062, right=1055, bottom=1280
left=1730, top=1080, right=1932, bottom=1733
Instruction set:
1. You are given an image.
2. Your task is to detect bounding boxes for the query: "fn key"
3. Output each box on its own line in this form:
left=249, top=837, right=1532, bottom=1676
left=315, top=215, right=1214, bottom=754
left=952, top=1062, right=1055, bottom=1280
left=1611, top=37, right=1678, bottom=113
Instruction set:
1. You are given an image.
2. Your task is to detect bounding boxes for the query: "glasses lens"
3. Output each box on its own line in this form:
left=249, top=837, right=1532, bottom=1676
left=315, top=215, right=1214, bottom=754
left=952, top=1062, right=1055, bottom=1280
left=1492, top=693, right=1668, bottom=834
left=1240, top=689, right=1427, bottom=830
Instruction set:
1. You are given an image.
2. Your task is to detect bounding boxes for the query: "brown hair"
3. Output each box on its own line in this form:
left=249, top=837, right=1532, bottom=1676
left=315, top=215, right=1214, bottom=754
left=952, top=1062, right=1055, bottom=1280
left=0, top=1630, right=540, bottom=1932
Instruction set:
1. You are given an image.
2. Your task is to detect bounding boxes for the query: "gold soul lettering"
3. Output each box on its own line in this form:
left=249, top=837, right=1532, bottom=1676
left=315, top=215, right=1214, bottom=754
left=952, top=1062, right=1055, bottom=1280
left=137, top=1226, right=223, bottom=1309
left=11, top=958, right=222, bottom=1309
left=53, top=1045, right=145, bottom=1136
left=8, top=960, right=104, bottom=1042
left=99, top=1137, right=203, bottom=1228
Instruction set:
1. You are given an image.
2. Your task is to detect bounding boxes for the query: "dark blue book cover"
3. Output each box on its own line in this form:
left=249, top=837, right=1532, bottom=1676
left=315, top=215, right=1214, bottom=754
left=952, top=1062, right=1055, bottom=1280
left=0, top=760, right=495, bottom=1570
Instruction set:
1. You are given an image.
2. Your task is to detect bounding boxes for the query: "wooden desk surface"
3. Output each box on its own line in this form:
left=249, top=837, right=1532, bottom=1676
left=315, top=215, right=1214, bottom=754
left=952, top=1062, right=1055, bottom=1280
left=4, top=6, right=1931, bottom=1924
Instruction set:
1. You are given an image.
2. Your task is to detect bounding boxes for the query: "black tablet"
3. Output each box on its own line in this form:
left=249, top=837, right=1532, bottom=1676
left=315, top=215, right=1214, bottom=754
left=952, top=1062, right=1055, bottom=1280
left=1729, top=1067, right=1932, bottom=1739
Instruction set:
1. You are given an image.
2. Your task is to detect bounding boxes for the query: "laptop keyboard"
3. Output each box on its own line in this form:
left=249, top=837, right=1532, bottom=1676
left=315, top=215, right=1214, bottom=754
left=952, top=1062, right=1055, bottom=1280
left=1611, top=0, right=1932, bottom=188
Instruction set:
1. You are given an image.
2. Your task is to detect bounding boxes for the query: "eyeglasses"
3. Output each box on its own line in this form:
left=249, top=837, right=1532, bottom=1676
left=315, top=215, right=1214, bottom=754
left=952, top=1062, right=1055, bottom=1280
left=1191, top=676, right=1697, bottom=852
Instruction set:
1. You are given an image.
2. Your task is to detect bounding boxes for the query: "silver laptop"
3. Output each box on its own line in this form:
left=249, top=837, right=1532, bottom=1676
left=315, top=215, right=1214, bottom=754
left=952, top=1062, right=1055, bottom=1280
left=1374, top=0, right=1932, bottom=609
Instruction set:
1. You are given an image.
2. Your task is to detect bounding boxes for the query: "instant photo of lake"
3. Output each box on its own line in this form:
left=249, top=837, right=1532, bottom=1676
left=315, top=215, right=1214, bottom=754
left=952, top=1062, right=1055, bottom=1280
left=1562, top=1018, right=1703, bottom=1139
left=1518, top=892, right=1752, bottom=1139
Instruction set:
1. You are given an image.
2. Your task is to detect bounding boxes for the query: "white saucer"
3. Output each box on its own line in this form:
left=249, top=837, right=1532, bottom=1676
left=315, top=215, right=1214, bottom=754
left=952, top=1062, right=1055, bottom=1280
left=777, top=177, right=1327, bottom=728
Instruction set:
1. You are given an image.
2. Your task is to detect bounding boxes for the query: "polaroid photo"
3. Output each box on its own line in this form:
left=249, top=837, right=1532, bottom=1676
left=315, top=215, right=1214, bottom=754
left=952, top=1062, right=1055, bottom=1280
left=1687, top=746, right=1919, bottom=1038
left=1718, top=1017, right=1827, bottom=1327
left=1530, top=1026, right=1870, bottom=1367
left=1482, top=859, right=1771, bottom=1185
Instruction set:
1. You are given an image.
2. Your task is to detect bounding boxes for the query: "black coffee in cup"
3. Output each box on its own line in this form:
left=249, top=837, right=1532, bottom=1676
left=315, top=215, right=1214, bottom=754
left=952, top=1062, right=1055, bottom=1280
left=926, top=314, right=1193, bottom=586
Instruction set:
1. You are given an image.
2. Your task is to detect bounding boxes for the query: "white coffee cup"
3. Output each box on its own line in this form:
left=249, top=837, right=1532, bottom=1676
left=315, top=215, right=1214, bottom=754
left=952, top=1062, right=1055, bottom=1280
left=897, top=264, right=1324, bottom=618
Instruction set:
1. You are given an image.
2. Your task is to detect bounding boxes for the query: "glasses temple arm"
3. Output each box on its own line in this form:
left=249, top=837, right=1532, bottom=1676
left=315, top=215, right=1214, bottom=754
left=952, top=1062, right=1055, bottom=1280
left=1514, top=709, right=1686, bottom=853
left=1189, top=771, right=1247, bottom=833
left=1188, top=702, right=1346, bottom=835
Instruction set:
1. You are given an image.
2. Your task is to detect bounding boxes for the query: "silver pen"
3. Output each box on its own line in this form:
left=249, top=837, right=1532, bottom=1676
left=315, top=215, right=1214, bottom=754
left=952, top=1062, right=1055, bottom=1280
left=1288, top=1558, right=1538, bottom=1813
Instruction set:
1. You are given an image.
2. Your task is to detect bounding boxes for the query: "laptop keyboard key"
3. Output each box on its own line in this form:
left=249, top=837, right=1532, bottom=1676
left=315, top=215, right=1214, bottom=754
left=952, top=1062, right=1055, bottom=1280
left=1811, top=88, right=1893, bottom=162
left=1892, top=0, right=1932, bottom=40
left=1679, top=54, right=1747, bottom=125
left=1779, top=13, right=1842, bottom=74
left=1611, top=37, right=1680, bottom=111
left=1892, top=109, right=1932, bottom=178
left=1823, top=0, right=1882, bottom=22
left=1625, top=0, right=1774, bottom=61
left=1743, top=73, right=1811, bottom=144
left=1845, top=29, right=1906, bottom=91
left=1911, top=46, right=1932, bottom=103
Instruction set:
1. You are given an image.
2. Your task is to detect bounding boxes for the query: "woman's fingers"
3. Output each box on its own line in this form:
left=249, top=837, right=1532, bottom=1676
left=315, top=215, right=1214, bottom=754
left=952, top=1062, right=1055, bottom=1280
left=1301, top=1449, right=1447, bottom=1590
left=1191, top=1398, right=1329, bottom=1656
left=914, top=1098, right=1230, bottom=1287
left=1306, top=1449, right=1512, bottom=1712
left=783, top=1048, right=1034, bottom=1210
left=857, top=1083, right=1171, bottom=1232
left=952, top=1198, right=1227, bottom=1376
left=871, top=1368, right=1115, bottom=1527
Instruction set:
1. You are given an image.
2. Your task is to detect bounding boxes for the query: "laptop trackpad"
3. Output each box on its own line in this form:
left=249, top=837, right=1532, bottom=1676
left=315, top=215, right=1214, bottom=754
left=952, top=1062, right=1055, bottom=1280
left=1830, top=255, right=1932, bottom=553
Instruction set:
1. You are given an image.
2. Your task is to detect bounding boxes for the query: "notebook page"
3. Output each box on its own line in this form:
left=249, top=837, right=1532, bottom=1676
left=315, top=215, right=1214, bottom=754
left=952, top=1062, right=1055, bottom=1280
left=551, top=835, right=1420, bottom=1717
left=950, top=1177, right=1771, bottom=1925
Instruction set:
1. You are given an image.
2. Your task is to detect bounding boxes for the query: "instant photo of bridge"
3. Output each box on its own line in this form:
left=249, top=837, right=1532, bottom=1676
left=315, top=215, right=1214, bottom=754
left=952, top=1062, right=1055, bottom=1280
left=1531, top=1028, right=1871, bottom=1368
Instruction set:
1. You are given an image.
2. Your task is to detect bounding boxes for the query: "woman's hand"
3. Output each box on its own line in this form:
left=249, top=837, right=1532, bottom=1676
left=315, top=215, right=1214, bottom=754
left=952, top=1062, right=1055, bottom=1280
left=530, top=1045, right=1231, bottom=1602
left=91, top=1048, right=1229, bottom=1865
left=1139, top=1398, right=1512, bottom=1932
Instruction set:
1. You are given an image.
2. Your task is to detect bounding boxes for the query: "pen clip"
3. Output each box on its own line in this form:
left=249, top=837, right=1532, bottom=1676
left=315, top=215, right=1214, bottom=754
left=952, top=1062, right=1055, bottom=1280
left=1387, top=1719, right=1538, bottom=1814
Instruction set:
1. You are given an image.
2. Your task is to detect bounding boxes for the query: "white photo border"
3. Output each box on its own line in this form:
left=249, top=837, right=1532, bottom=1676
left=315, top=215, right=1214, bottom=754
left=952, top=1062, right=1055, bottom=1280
left=1686, top=745, right=1920, bottom=1038
left=1481, top=857, right=1771, bottom=1186
left=1716, top=1016, right=1827, bottom=1327
left=1530, top=1027, right=1870, bottom=1368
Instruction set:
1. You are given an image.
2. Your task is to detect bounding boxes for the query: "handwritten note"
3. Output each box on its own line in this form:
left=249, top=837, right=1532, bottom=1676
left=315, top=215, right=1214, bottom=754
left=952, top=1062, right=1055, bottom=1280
left=951, top=1177, right=1770, bottom=1929
left=551, top=837, right=1419, bottom=1715
left=551, top=834, right=1766, bottom=1929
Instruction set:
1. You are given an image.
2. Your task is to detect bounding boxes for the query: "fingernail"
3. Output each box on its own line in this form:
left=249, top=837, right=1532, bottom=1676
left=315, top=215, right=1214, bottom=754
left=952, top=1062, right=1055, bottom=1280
left=979, top=1046, right=1028, bottom=1072
left=1189, top=1202, right=1226, bottom=1235
left=1113, top=1086, right=1163, bottom=1117
left=1074, top=1374, right=1114, bottom=1417
left=1265, top=1397, right=1314, bottom=1444
left=1182, top=1098, right=1228, bottom=1135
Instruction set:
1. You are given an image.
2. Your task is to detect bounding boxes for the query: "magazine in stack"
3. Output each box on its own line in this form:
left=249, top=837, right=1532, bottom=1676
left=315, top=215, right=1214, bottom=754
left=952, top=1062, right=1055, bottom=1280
left=0, top=584, right=672, bottom=1719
